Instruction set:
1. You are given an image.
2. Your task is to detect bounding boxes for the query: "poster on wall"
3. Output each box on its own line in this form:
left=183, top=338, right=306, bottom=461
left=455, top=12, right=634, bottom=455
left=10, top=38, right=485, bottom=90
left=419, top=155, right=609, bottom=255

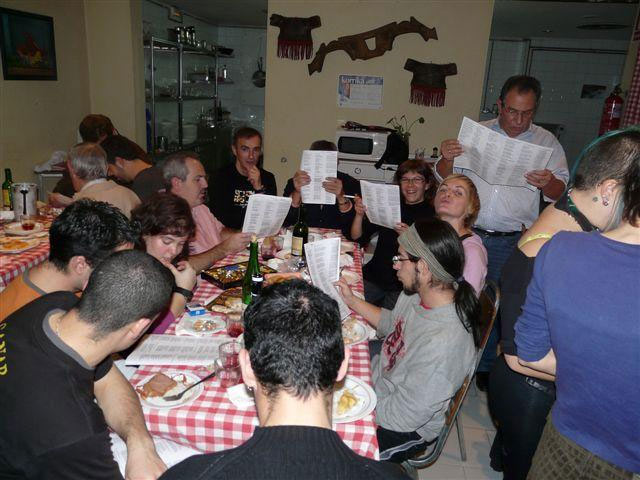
left=337, top=74, right=383, bottom=109
left=0, top=7, right=57, bottom=80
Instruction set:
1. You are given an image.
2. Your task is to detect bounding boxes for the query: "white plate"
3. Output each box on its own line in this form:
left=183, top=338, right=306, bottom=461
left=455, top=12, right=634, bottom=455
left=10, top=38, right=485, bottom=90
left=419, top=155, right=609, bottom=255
left=176, top=313, right=226, bottom=336
left=4, top=222, right=44, bottom=236
left=0, top=238, right=40, bottom=253
left=136, top=372, right=205, bottom=409
left=332, top=376, right=377, bottom=424
left=342, top=319, right=368, bottom=346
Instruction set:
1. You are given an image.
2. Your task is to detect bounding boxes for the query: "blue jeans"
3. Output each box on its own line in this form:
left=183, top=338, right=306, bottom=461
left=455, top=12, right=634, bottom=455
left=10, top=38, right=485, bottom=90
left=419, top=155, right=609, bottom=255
left=474, top=230, right=521, bottom=373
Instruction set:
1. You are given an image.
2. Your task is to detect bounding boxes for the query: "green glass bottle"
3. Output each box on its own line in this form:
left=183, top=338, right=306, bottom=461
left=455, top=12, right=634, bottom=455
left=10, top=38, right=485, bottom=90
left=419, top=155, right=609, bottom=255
left=291, top=203, right=308, bottom=257
left=2, top=168, right=12, bottom=210
left=242, top=236, right=263, bottom=305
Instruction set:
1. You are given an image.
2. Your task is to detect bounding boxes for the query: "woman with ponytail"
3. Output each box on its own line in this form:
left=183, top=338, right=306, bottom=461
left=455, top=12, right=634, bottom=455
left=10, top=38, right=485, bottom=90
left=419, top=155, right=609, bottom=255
left=336, top=217, right=481, bottom=464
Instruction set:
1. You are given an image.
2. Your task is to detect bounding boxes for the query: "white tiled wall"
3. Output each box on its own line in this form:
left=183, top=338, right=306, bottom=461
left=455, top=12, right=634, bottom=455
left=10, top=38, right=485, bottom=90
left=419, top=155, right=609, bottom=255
left=142, top=1, right=266, bottom=146
left=480, top=37, right=628, bottom=168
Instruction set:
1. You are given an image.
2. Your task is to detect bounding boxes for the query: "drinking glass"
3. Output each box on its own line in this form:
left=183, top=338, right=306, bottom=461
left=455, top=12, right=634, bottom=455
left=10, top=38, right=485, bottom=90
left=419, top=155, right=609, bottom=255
left=219, top=340, right=241, bottom=368
left=226, top=315, right=244, bottom=338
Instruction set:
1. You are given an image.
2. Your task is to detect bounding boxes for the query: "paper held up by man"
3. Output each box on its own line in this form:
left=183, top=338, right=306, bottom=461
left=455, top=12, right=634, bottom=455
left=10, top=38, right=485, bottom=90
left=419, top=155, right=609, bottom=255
left=242, top=194, right=292, bottom=238
left=360, top=180, right=401, bottom=229
left=454, top=117, right=554, bottom=192
left=300, top=150, right=338, bottom=205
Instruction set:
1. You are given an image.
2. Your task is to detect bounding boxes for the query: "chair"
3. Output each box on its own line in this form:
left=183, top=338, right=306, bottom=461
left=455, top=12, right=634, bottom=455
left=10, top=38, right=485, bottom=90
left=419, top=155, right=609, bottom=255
left=401, top=280, right=500, bottom=479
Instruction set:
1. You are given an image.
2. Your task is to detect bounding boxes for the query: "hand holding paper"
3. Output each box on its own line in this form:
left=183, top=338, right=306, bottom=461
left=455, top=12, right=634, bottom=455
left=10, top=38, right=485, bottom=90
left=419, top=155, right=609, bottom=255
left=300, top=150, right=338, bottom=205
left=360, top=180, right=401, bottom=229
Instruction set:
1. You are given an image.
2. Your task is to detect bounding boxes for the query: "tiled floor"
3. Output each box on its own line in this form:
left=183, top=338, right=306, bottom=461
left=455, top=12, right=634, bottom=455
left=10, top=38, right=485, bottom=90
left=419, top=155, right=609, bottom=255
left=417, top=385, right=501, bottom=480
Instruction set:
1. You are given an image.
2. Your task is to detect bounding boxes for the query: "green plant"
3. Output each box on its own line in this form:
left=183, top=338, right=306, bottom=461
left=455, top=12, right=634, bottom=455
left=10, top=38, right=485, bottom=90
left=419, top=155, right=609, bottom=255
left=386, top=115, right=425, bottom=143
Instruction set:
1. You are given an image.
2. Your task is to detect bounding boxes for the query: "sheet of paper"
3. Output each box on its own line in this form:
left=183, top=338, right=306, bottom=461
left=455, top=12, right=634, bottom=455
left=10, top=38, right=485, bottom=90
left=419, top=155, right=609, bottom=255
left=125, top=334, right=229, bottom=366
left=110, top=433, right=201, bottom=476
left=305, top=238, right=350, bottom=319
left=300, top=150, right=338, bottom=205
left=241, top=194, right=292, bottom=238
left=360, top=180, right=401, bottom=229
left=454, top=117, right=554, bottom=191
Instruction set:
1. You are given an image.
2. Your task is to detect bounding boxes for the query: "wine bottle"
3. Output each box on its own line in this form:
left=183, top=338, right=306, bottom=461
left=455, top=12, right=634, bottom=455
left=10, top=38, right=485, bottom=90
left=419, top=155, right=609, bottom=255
left=291, top=203, right=308, bottom=257
left=242, top=235, right=263, bottom=305
left=2, top=168, right=12, bottom=210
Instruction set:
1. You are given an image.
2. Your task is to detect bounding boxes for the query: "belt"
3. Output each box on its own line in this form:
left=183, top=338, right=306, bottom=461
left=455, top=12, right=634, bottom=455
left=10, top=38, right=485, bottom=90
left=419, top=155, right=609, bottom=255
left=525, top=376, right=556, bottom=397
left=474, top=228, right=520, bottom=237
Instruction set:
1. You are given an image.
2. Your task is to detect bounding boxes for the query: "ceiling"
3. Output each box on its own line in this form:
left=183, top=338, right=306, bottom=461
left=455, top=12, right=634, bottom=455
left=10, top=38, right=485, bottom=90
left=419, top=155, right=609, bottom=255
left=167, top=0, right=638, bottom=40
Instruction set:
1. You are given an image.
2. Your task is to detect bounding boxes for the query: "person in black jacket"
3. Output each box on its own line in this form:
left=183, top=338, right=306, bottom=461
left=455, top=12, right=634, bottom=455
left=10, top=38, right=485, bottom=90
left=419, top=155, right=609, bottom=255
left=283, top=140, right=360, bottom=229
left=348, top=159, right=437, bottom=310
left=160, top=280, right=410, bottom=480
left=209, top=127, right=277, bottom=230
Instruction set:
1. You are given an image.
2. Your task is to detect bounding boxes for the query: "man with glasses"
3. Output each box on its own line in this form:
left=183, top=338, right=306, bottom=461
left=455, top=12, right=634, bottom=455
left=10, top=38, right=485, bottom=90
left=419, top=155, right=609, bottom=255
left=162, top=152, right=251, bottom=272
left=435, top=75, right=569, bottom=390
left=209, top=127, right=278, bottom=230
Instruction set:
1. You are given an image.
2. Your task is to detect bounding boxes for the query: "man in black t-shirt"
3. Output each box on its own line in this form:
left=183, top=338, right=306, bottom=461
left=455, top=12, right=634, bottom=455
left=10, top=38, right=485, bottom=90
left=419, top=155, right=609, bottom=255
left=160, top=280, right=409, bottom=480
left=209, top=127, right=277, bottom=230
left=0, top=250, right=174, bottom=480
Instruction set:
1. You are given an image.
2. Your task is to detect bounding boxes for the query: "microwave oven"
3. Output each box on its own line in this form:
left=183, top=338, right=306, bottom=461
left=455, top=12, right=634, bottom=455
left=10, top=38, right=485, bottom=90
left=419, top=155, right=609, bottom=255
left=335, top=129, right=390, bottom=162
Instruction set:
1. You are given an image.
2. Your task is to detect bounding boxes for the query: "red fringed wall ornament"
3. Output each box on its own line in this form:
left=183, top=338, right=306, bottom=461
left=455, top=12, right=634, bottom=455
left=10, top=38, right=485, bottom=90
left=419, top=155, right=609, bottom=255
left=270, top=14, right=321, bottom=60
left=404, top=59, right=457, bottom=107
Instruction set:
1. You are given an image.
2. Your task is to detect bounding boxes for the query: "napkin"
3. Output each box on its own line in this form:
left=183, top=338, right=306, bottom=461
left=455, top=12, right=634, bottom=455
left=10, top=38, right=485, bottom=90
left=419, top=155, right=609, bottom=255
left=227, top=383, right=255, bottom=409
left=0, top=211, right=14, bottom=221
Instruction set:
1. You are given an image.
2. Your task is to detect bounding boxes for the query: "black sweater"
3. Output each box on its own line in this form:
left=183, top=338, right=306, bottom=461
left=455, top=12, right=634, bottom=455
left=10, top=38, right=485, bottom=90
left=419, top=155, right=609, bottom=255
left=159, top=425, right=409, bottom=480
left=209, top=162, right=277, bottom=230
left=348, top=199, right=435, bottom=291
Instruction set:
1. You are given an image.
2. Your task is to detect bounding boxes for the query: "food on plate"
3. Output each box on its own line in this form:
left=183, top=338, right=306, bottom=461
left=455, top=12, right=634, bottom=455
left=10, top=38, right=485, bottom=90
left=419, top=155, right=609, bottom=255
left=207, top=288, right=246, bottom=315
left=263, top=272, right=303, bottom=286
left=342, top=319, right=361, bottom=345
left=0, top=239, right=31, bottom=250
left=223, top=296, right=243, bottom=309
left=136, top=373, right=178, bottom=399
left=193, top=318, right=220, bottom=332
left=337, top=389, right=359, bottom=415
left=202, top=262, right=277, bottom=289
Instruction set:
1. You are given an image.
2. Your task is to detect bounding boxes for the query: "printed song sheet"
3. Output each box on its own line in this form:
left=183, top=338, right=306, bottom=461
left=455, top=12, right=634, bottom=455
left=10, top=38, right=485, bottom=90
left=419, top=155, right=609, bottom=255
left=454, top=117, right=553, bottom=191
left=111, top=433, right=201, bottom=476
left=125, top=334, right=229, bottom=366
left=300, top=150, right=338, bottom=205
left=241, top=194, right=292, bottom=238
left=305, top=238, right=350, bottom=319
left=360, top=180, right=401, bottom=229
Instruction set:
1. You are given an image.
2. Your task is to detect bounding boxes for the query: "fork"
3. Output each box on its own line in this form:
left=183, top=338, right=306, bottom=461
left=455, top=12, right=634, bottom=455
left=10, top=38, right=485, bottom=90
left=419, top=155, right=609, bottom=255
left=163, top=369, right=217, bottom=401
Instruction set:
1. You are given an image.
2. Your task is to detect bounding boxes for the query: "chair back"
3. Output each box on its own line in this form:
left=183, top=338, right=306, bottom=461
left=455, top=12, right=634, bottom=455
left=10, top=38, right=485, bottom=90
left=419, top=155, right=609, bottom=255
left=406, top=280, right=500, bottom=469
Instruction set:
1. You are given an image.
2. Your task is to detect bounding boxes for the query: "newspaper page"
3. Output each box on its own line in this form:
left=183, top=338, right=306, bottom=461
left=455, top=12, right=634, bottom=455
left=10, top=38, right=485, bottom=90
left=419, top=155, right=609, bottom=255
left=454, top=117, right=553, bottom=191
left=241, top=194, right=292, bottom=238
left=304, top=238, right=350, bottom=319
left=300, top=150, right=338, bottom=205
left=125, top=334, right=229, bottom=366
left=360, top=180, right=401, bottom=229
left=110, top=433, right=201, bottom=476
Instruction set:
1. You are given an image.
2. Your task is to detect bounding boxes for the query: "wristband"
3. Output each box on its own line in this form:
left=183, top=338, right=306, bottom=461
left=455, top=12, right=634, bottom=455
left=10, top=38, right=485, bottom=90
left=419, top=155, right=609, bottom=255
left=173, top=286, right=194, bottom=301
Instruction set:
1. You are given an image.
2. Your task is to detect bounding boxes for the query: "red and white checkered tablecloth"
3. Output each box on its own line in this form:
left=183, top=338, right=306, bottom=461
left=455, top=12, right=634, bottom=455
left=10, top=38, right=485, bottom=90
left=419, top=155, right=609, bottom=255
left=621, top=48, right=640, bottom=128
left=0, top=240, right=50, bottom=290
left=130, top=230, right=380, bottom=459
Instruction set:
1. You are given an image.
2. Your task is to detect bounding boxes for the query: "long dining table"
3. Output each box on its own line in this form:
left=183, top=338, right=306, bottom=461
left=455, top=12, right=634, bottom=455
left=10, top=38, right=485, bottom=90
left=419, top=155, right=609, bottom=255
left=128, top=229, right=380, bottom=460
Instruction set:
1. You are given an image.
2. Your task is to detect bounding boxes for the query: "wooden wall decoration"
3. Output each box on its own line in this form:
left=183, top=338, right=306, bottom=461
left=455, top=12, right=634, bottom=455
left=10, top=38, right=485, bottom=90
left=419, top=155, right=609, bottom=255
left=308, top=17, right=437, bottom=75
left=270, top=14, right=321, bottom=60
left=404, top=59, right=457, bottom=107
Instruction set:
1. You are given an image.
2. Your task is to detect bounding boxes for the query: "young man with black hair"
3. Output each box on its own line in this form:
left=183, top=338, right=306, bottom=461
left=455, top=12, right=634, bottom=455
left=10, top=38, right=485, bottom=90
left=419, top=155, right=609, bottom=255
left=209, top=127, right=278, bottom=230
left=0, top=250, right=174, bottom=479
left=161, top=280, right=409, bottom=479
left=0, top=199, right=138, bottom=321
left=101, top=135, right=165, bottom=202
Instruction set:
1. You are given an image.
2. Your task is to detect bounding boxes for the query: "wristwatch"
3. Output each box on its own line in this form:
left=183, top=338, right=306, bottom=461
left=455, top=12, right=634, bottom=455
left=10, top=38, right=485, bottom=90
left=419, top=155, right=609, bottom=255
left=173, top=286, right=194, bottom=301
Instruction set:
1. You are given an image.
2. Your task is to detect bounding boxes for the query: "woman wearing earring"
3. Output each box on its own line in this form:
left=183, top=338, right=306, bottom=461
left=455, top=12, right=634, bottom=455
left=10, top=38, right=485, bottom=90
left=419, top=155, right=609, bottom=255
left=488, top=130, right=640, bottom=480
left=433, top=174, right=487, bottom=295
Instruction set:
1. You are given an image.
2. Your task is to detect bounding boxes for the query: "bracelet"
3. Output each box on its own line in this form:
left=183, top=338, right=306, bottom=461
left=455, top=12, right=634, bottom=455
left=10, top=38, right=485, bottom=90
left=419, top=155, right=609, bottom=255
left=173, top=286, right=194, bottom=301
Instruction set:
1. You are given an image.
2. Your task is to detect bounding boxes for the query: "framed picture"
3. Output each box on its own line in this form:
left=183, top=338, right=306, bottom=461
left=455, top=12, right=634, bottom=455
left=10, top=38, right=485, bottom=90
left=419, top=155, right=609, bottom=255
left=0, top=7, right=57, bottom=80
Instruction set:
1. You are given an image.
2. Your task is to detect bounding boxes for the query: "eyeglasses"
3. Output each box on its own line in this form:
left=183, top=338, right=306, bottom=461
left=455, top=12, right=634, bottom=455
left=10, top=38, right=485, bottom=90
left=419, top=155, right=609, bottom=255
left=503, top=106, right=535, bottom=120
left=400, top=177, right=426, bottom=185
left=392, top=255, right=415, bottom=265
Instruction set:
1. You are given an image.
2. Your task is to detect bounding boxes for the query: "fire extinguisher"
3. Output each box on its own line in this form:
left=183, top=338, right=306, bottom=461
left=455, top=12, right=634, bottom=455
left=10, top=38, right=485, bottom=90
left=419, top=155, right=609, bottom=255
left=598, top=85, right=623, bottom=135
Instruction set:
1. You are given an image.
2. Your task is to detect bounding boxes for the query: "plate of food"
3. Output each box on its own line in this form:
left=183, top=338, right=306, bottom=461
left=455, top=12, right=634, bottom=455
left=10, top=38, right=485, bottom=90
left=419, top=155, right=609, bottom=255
left=342, top=318, right=368, bottom=346
left=201, top=262, right=276, bottom=289
left=4, top=222, right=44, bottom=236
left=333, top=376, right=377, bottom=424
left=176, top=313, right=226, bottom=336
left=207, top=288, right=246, bottom=315
left=135, top=372, right=204, bottom=409
left=0, top=237, right=40, bottom=253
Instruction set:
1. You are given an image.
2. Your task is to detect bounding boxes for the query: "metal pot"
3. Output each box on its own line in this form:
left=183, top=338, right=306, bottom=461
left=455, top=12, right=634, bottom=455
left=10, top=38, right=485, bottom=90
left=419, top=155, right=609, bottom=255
left=252, top=58, right=265, bottom=88
left=12, top=183, right=38, bottom=218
